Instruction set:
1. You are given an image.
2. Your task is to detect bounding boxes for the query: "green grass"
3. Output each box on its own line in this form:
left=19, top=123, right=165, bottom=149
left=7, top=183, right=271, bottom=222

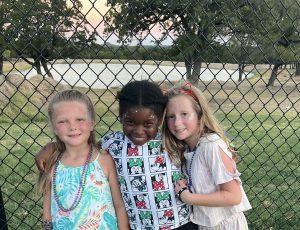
left=216, top=112, right=300, bottom=229
left=3, top=61, right=31, bottom=73
left=1, top=94, right=299, bottom=229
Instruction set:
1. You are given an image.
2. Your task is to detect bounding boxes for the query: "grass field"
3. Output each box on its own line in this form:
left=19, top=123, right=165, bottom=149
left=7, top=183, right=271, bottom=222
left=0, top=67, right=300, bottom=229
left=1, top=111, right=299, bottom=229
left=3, top=60, right=31, bottom=73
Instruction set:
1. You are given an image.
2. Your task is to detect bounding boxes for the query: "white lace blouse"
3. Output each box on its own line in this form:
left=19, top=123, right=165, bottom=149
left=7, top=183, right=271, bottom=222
left=184, top=133, right=252, bottom=227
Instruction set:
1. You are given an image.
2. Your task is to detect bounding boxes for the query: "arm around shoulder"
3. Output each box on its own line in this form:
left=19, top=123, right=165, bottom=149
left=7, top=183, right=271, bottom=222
left=42, top=187, right=52, bottom=229
left=99, top=151, right=129, bottom=230
left=35, top=142, right=57, bottom=172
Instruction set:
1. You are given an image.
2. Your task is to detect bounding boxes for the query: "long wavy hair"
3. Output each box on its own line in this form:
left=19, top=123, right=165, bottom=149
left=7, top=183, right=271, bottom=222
left=38, top=89, right=97, bottom=194
left=162, top=83, right=231, bottom=167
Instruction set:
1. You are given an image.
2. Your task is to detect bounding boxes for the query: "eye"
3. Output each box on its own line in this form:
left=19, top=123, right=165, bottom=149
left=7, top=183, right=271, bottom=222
left=58, top=120, right=65, bottom=124
left=145, top=122, right=155, bottom=128
left=124, top=119, right=134, bottom=125
left=166, top=114, right=175, bottom=120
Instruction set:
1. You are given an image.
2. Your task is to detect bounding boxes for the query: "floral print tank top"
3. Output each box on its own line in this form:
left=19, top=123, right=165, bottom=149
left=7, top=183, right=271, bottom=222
left=51, top=152, right=117, bottom=229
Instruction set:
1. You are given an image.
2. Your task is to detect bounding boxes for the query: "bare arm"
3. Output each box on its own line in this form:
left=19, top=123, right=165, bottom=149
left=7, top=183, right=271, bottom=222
left=35, top=142, right=56, bottom=172
left=100, top=151, right=129, bottom=230
left=176, top=147, right=242, bottom=207
left=43, top=186, right=52, bottom=227
left=176, top=179, right=241, bottom=206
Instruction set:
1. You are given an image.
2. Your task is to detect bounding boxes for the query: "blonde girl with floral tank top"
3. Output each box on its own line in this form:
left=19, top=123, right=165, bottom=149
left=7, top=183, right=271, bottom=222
left=51, top=150, right=118, bottom=229
left=37, top=90, right=129, bottom=230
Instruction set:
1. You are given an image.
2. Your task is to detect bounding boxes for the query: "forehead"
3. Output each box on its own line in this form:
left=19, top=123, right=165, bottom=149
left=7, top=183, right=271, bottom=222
left=167, top=95, right=194, bottom=111
left=53, top=101, right=89, bottom=114
left=123, top=107, right=158, bottom=121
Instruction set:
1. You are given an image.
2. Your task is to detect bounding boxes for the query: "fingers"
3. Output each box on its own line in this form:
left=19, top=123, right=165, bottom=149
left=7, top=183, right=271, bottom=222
left=175, top=180, right=188, bottom=194
left=176, top=179, right=187, bottom=187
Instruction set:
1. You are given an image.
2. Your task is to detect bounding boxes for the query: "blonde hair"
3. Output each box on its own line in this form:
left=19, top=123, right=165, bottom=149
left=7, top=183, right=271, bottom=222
left=38, top=89, right=97, bottom=194
left=162, top=83, right=230, bottom=167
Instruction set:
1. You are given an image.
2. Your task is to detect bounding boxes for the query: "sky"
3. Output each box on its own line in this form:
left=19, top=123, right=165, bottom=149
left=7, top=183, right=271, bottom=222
left=79, top=0, right=173, bottom=46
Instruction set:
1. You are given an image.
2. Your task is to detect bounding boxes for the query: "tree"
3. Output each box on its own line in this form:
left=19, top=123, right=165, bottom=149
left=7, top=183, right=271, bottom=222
left=218, top=0, right=267, bottom=82
left=105, top=0, right=300, bottom=86
left=296, top=62, right=300, bottom=76
left=230, top=0, right=300, bottom=86
left=105, top=0, right=240, bottom=84
left=259, top=0, right=300, bottom=86
left=6, top=0, right=96, bottom=78
left=0, top=0, right=11, bottom=75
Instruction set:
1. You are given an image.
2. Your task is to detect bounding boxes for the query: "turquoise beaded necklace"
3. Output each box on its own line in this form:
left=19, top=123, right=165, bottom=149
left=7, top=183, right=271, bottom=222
left=53, top=145, right=92, bottom=212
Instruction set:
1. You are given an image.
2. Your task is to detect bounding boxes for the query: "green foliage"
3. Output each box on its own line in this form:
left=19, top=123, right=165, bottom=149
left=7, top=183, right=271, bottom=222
left=3, top=50, right=10, bottom=60
left=104, top=0, right=300, bottom=74
left=2, top=0, right=97, bottom=75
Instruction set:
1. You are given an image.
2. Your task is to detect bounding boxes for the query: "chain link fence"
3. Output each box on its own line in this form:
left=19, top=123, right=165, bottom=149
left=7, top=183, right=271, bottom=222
left=1, top=0, right=300, bottom=229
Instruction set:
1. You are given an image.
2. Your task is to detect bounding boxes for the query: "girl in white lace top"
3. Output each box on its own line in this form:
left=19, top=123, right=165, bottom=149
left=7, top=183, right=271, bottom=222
left=163, top=82, right=252, bottom=230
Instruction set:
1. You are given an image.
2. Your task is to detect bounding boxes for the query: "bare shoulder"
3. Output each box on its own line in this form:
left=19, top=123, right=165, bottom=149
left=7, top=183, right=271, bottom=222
left=219, top=147, right=235, bottom=174
left=98, top=149, right=113, bottom=162
left=97, top=149, right=115, bottom=176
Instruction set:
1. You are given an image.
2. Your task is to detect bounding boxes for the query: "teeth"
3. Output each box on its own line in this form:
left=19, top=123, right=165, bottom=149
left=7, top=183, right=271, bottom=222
left=175, top=128, right=185, bottom=133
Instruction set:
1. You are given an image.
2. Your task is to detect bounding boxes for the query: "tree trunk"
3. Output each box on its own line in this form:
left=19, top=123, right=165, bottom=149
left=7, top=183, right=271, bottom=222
left=185, top=59, right=192, bottom=81
left=191, top=59, right=201, bottom=84
left=41, top=58, right=53, bottom=78
left=0, top=54, right=3, bottom=75
left=238, top=40, right=245, bottom=82
left=296, top=62, right=300, bottom=76
left=0, top=40, right=3, bottom=75
left=33, top=59, right=42, bottom=75
left=238, top=64, right=244, bottom=82
left=267, top=63, right=281, bottom=87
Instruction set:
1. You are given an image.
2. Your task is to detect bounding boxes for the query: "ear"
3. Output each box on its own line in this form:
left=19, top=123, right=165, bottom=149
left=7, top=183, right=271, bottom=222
left=53, top=129, right=58, bottom=136
left=90, top=120, right=96, bottom=130
left=51, top=123, right=58, bottom=136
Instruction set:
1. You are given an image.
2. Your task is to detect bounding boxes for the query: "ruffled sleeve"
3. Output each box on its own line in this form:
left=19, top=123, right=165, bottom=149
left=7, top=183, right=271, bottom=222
left=201, top=134, right=241, bottom=185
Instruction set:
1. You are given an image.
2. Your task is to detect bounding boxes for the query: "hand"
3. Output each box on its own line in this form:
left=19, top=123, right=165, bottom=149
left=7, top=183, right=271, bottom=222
left=175, top=179, right=187, bottom=193
left=35, top=142, right=55, bottom=172
left=35, top=150, right=46, bottom=172
left=175, top=180, right=190, bottom=203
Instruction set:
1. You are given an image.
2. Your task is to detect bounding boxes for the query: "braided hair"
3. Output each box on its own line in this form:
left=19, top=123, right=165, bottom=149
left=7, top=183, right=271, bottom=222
left=117, top=80, right=168, bottom=122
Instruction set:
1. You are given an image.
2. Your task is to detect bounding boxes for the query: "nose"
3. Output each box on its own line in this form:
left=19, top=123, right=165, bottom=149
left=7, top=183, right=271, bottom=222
left=173, top=116, right=182, bottom=126
left=69, top=120, right=77, bottom=130
left=134, top=125, right=144, bottom=135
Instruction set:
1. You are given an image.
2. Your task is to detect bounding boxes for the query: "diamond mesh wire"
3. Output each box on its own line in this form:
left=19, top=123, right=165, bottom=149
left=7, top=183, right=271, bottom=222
left=0, top=0, right=299, bottom=229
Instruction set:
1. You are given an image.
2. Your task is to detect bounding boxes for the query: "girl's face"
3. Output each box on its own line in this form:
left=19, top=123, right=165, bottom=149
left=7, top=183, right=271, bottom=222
left=166, top=95, right=200, bottom=150
left=52, top=101, right=95, bottom=148
left=122, top=107, right=160, bottom=146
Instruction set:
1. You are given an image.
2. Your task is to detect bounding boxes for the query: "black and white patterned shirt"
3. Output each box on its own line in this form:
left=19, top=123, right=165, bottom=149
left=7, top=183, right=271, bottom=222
left=101, top=131, right=190, bottom=230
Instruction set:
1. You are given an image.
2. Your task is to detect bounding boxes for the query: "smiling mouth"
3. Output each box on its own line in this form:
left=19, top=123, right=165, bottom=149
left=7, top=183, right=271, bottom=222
left=131, top=136, right=148, bottom=145
left=132, top=136, right=146, bottom=140
left=175, top=128, right=185, bottom=134
left=68, top=133, right=81, bottom=137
